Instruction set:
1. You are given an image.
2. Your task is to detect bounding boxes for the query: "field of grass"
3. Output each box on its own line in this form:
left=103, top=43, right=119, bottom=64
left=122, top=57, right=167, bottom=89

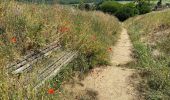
left=125, top=10, right=170, bottom=99
left=0, top=1, right=120, bottom=99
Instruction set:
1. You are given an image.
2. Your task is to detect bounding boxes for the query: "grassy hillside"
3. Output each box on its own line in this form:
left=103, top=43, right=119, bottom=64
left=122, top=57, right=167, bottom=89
left=125, top=10, right=170, bottom=99
left=0, top=1, right=120, bottom=99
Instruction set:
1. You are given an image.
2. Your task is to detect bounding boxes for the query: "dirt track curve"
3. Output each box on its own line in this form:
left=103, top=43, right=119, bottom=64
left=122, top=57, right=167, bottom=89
left=64, top=26, right=140, bottom=100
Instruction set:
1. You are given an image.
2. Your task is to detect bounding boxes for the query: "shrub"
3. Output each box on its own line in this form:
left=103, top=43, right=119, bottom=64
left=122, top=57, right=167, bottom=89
left=115, top=3, right=139, bottom=21
left=125, top=3, right=139, bottom=15
left=98, top=1, right=122, bottom=14
left=136, top=1, right=151, bottom=14
left=78, top=3, right=95, bottom=10
left=97, top=1, right=151, bottom=21
left=98, top=2, right=139, bottom=21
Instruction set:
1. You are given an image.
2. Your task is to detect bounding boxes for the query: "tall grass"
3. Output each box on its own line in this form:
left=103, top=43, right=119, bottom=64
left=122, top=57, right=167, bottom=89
left=125, top=10, right=170, bottom=99
left=0, top=1, right=120, bottom=99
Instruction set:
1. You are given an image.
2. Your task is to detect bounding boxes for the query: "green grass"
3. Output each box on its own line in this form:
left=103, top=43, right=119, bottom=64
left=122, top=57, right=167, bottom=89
left=125, top=10, right=170, bottom=100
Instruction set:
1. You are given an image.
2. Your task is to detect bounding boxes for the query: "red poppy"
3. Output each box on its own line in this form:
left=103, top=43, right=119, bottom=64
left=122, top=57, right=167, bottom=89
left=108, top=47, right=112, bottom=52
left=48, top=88, right=55, bottom=94
left=59, top=26, right=69, bottom=33
left=91, top=35, right=96, bottom=41
left=11, top=37, right=17, bottom=43
left=64, top=21, right=70, bottom=25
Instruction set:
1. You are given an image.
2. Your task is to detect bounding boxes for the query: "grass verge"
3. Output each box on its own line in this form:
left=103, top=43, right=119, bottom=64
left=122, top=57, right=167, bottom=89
left=125, top=10, right=170, bottom=100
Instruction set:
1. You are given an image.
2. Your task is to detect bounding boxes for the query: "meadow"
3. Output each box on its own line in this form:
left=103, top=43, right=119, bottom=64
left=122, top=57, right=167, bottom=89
left=0, top=1, right=120, bottom=99
left=1, top=0, right=170, bottom=99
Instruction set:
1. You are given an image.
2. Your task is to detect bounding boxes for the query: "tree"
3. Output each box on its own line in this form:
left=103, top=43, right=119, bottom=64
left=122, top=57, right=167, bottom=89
left=136, top=1, right=151, bottom=14
left=115, top=3, right=139, bottom=21
left=157, top=0, right=162, bottom=6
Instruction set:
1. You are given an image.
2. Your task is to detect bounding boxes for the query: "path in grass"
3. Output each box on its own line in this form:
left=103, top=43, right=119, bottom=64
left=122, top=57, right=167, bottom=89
left=64, top=26, right=140, bottom=100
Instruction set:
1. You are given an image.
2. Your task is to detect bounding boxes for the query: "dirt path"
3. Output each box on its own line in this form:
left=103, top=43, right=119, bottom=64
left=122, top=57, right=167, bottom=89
left=64, top=27, right=139, bottom=100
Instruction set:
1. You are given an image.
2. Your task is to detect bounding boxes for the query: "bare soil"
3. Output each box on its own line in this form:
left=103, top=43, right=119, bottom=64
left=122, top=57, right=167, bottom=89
left=63, top=27, right=140, bottom=100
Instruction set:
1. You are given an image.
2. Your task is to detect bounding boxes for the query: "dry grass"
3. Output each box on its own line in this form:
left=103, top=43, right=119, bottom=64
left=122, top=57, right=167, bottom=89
left=125, top=10, right=170, bottom=99
left=0, top=1, right=120, bottom=99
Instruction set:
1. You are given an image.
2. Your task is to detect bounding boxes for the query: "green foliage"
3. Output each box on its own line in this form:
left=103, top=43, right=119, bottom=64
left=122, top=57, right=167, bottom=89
left=136, top=1, right=151, bottom=14
left=78, top=3, right=95, bottom=10
left=97, top=1, right=151, bottom=21
left=98, top=1, right=122, bottom=14
left=115, top=3, right=139, bottom=21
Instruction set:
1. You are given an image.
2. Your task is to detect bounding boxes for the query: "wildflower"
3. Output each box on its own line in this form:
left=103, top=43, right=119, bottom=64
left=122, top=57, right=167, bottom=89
left=108, top=47, right=112, bottom=52
left=59, top=26, right=69, bottom=33
left=64, top=21, right=70, bottom=25
left=11, top=37, right=17, bottom=43
left=91, top=35, right=96, bottom=41
left=48, top=88, right=55, bottom=94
